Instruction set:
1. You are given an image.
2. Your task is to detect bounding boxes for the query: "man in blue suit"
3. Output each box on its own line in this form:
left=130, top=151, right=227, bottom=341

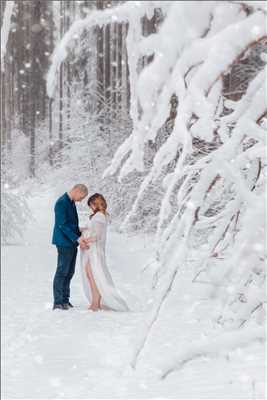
left=52, top=184, right=90, bottom=310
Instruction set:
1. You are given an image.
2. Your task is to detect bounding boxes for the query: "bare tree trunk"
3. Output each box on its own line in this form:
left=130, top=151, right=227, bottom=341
left=30, top=101, right=36, bottom=177
left=58, top=0, right=64, bottom=154
left=96, top=0, right=104, bottom=114
left=111, top=22, right=117, bottom=117
left=49, top=99, right=53, bottom=166
left=105, top=23, right=111, bottom=106
left=22, top=0, right=28, bottom=137
left=48, top=2, right=54, bottom=165
left=125, top=23, right=131, bottom=112
left=117, top=23, right=122, bottom=112
left=0, top=1, right=6, bottom=164
left=121, top=22, right=129, bottom=120
left=1, top=71, right=6, bottom=148
left=66, top=0, right=71, bottom=134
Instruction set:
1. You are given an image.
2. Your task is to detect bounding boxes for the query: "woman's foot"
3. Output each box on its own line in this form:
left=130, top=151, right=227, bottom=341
left=88, top=303, right=100, bottom=311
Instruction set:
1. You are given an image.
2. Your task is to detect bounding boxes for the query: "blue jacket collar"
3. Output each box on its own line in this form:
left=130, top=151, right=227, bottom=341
left=64, top=192, right=74, bottom=203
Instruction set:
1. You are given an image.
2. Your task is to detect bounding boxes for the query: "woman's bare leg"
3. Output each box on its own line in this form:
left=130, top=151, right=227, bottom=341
left=85, top=262, right=101, bottom=311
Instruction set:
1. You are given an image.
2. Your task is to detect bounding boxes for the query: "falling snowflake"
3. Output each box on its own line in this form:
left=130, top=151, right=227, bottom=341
left=34, top=355, right=43, bottom=364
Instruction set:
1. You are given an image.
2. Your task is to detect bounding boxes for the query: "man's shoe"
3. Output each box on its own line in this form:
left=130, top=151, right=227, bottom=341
left=63, top=302, right=74, bottom=308
left=62, top=303, right=70, bottom=310
left=53, top=304, right=65, bottom=310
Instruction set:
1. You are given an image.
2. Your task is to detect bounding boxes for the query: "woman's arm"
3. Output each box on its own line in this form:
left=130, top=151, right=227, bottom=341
left=94, top=221, right=105, bottom=241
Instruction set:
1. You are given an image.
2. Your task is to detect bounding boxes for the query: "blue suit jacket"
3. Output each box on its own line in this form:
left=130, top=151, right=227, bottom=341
left=52, top=193, right=81, bottom=247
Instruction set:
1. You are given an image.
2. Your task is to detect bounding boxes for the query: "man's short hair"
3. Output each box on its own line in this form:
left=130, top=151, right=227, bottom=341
left=72, top=184, right=88, bottom=195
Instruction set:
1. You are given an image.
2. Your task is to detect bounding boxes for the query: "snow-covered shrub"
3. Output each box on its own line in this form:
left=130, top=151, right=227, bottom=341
left=1, top=185, right=32, bottom=244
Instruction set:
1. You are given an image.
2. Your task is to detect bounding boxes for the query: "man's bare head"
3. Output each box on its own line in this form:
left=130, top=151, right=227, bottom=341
left=69, top=184, right=88, bottom=202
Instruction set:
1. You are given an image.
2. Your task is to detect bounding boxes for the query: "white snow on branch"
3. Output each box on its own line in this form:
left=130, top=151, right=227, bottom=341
left=46, top=1, right=159, bottom=98
left=104, top=7, right=265, bottom=184
left=160, top=324, right=265, bottom=379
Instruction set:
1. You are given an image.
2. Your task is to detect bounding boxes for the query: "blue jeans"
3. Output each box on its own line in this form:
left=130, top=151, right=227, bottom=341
left=53, top=246, right=77, bottom=305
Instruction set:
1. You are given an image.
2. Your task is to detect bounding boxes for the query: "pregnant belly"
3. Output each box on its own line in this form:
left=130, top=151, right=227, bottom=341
left=82, top=229, right=93, bottom=238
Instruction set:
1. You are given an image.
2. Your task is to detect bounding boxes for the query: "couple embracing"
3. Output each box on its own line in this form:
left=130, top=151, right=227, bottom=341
left=52, top=184, right=129, bottom=312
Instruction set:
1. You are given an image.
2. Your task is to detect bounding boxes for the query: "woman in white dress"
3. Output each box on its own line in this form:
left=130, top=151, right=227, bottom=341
left=80, top=193, right=129, bottom=312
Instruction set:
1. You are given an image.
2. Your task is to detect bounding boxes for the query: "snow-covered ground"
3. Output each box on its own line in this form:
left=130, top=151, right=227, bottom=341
left=2, top=191, right=265, bottom=399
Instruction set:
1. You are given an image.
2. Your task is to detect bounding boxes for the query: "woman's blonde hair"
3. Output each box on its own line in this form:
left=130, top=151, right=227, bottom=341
left=87, top=193, right=108, bottom=218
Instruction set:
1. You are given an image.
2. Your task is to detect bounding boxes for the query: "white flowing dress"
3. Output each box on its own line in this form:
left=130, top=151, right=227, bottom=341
left=80, top=212, right=129, bottom=311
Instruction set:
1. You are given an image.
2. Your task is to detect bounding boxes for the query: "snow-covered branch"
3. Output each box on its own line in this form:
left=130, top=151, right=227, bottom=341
left=161, top=324, right=265, bottom=379
left=46, top=1, right=160, bottom=98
